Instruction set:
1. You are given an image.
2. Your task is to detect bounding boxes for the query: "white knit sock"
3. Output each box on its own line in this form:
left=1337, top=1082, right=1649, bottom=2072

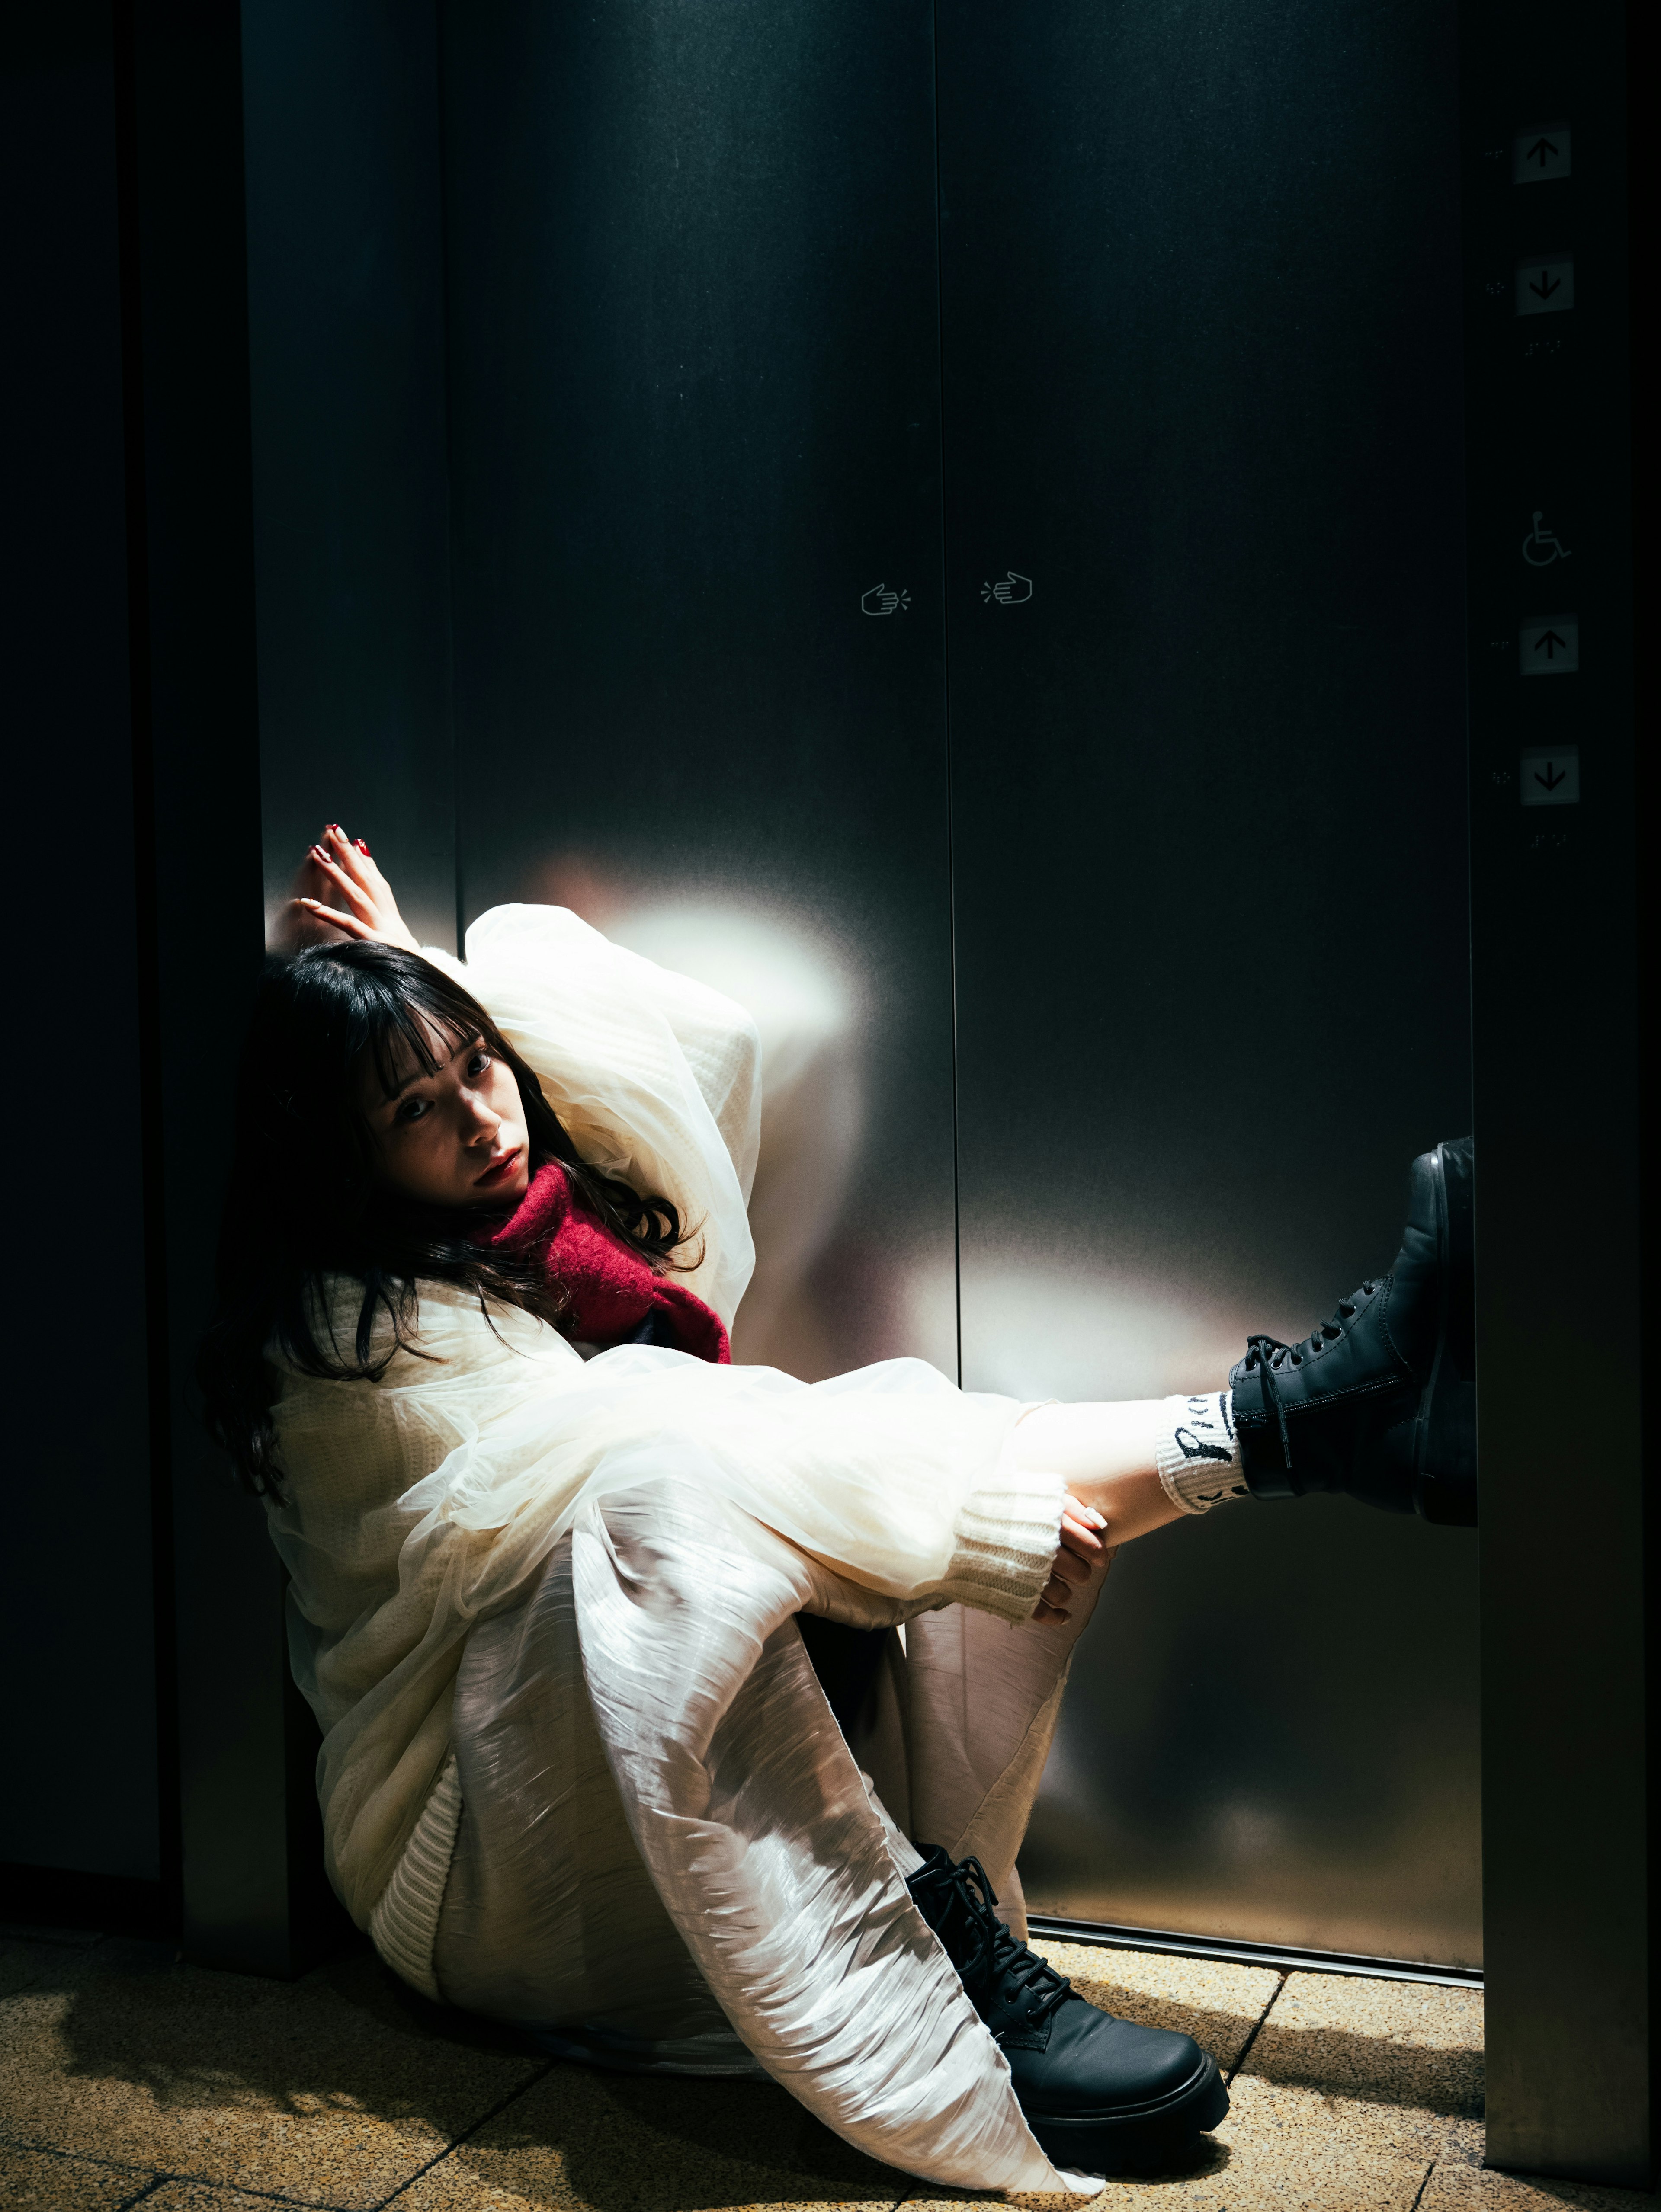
left=1154, top=1390, right=1250, bottom=1515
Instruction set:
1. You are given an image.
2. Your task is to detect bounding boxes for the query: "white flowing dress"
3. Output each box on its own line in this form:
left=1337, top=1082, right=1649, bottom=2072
left=265, top=905, right=1105, bottom=2195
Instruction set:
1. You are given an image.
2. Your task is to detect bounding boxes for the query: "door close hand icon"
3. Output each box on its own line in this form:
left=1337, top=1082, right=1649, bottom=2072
left=862, top=582, right=907, bottom=616
left=982, top=570, right=1033, bottom=605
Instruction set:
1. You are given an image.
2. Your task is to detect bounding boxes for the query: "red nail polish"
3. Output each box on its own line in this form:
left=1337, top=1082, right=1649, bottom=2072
left=356, top=838, right=370, bottom=855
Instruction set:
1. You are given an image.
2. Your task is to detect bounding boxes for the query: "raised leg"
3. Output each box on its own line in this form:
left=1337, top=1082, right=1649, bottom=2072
left=1008, top=1400, right=1189, bottom=1548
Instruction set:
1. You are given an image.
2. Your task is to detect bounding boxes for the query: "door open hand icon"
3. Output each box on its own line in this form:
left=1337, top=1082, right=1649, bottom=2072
left=861, top=582, right=909, bottom=615
left=981, top=571, right=1033, bottom=605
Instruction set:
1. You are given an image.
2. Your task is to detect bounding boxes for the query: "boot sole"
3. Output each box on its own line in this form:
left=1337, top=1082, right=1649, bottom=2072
left=1412, top=1137, right=1478, bottom=1527
left=1024, top=2050, right=1230, bottom=2177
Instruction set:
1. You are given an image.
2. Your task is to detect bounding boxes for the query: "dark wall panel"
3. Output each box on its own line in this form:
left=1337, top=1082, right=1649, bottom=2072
left=1461, top=0, right=1647, bottom=2178
left=938, top=0, right=1481, bottom=1961
left=1, top=2, right=159, bottom=1883
left=242, top=0, right=456, bottom=948
left=439, top=0, right=956, bottom=1377
left=128, top=0, right=317, bottom=1973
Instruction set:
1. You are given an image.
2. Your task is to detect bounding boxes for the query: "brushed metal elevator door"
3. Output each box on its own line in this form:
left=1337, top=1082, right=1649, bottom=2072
left=236, top=0, right=1478, bottom=1972
left=433, top=0, right=1478, bottom=1966
left=438, top=1, right=956, bottom=1380
left=937, top=0, right=1480, bottom=1962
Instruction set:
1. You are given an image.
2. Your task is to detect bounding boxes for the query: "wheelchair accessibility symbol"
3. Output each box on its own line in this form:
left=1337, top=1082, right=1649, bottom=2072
left=1522, top=512, right=1572, bottom=567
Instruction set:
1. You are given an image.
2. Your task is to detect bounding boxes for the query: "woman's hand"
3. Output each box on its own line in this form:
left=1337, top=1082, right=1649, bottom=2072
left=1032, top=1496, right=1112, bottom=1625
left=277, top=824, right=421, bottom=954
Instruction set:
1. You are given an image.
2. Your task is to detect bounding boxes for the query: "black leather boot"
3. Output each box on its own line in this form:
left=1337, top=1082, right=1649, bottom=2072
left=905, top=1848, right=1228, bottom=2176
left=1228, top=1137, right=1475, bottom=1524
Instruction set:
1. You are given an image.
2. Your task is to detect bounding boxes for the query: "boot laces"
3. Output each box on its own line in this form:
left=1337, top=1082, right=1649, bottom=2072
left=1240, top=1280, right=1381, bottom=1376
left=1239, top=1280, right=1382, bottom=1463
left=909, top=1853, right=1073, bottom=2033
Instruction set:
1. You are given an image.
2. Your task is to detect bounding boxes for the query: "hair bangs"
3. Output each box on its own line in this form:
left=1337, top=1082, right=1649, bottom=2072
left=357, top=966, right=489, bottom=1103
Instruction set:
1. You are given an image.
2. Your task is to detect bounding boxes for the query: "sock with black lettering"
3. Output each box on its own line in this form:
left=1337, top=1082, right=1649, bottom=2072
left=1154, top=1391, right=1250, bottom=1514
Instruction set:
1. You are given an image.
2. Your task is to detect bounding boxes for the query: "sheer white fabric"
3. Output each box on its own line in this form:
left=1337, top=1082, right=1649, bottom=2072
left=266, top=905, right=1096, bottom=2193
left=421, top=902, right=761, bottom=1327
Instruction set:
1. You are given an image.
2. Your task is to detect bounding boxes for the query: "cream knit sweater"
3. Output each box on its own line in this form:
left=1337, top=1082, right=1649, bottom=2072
left=261, top=906, right=1079, bottom=2196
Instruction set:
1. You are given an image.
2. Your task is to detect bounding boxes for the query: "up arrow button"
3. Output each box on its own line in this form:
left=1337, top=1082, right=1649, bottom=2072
left=1513, top=123, right=1571, bottom=182
left=1519, top=614, right=1578, bottom=674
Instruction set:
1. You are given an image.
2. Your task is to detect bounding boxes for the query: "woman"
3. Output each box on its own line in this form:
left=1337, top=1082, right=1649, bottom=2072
left=200, top=824, right=1474, bottom=2193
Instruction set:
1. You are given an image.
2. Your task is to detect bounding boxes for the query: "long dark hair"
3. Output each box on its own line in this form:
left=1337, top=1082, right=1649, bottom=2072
left=198, top=940, right=686, bottom=1496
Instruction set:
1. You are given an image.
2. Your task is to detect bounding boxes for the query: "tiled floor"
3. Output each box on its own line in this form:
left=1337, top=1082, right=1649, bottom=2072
left=1, top=1925, right=1654, bottom=2212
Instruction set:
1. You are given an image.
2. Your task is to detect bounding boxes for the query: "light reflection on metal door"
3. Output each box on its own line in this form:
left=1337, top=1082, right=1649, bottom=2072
left=938, top=0, right=1480, bottom=1963
left=439, top=1, right=958, bottom=1381
left=301, top=0, right=1481, bottom=1969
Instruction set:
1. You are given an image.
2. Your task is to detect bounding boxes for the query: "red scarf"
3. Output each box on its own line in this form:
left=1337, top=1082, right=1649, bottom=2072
left=484, top=1160, right=729, bottom=1364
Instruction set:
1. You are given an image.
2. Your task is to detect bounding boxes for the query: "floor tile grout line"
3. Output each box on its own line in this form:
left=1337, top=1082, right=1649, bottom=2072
left=1225, top=1967, right=1290, bottom=2085
left=372, top=2056, right=559, bottom=2209
left=0, top=2132, right=172, bottom=2189
left=2, top=2121, right=449, bottom=2212
left=114, top=2179, right=168, bottom=2212
left=2, top=2048, right=559, bottom=2212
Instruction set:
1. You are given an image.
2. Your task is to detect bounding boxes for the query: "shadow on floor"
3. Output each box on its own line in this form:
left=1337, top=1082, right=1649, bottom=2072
left=1240, top=2014, right=1485, bottom=2115
left=21, top=1935, right=1498, bottom=2211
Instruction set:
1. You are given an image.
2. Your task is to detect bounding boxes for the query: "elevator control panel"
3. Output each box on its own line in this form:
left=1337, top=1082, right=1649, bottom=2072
left=1462, top=48, right=1628, bottom=849
left=1460, top=4, right=1642, bottom=2175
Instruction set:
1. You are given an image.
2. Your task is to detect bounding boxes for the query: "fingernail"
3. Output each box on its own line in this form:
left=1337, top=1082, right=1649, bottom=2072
left=356, top=838, right=370, bottom=855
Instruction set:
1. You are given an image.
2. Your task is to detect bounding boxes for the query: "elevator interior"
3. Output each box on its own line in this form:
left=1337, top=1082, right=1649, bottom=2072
left=5, top=0, right=1644, bottom=2189
left=250, top=0, right=1479, bottom=1972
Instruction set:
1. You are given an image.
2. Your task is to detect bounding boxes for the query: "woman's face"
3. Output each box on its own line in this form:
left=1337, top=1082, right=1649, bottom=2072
left=359, top=1024, right=532, bottom=1209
